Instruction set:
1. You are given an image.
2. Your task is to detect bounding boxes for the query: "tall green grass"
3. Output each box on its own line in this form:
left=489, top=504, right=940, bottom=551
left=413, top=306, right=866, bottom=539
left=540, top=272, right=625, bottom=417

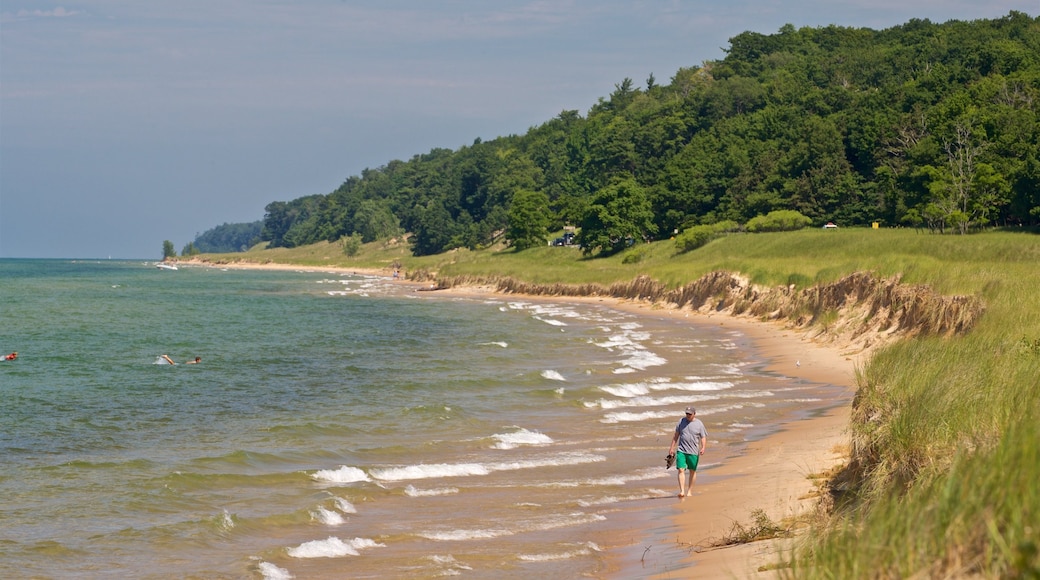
left=202, top=228, right=1040, bottom=576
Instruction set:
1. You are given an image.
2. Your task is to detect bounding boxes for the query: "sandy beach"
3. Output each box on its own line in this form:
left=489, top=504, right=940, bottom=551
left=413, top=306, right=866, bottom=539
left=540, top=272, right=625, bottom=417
left=453, top=292, right=865, bottom=579
left=634, top=311, right=861, bottom=579
left=185, top=259, right=868, bottom=578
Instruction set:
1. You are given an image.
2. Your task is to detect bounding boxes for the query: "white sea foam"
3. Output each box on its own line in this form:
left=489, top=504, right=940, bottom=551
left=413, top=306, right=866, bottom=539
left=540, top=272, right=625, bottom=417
left=534, top=316, right=568, bottom=327
left=405, top=485, right=459, bottom=497
left=594, top=389, right=772, bottom=415
left=427, top=554, right=473, bottom=572
left=591, top=326, right=668, bottom=373
left=287, top=536, right=383, bottom=558
left=492, top=428, right=553, bottom=449
left=311, top=465, right=371, bottom=484
left=371, top=452, right=605, bottom=482
left=491, top=453, right=604, bottom=473
left=333, top=497, right=357, bottom=513
left=667, top=380, right=738, bottom=392
left=537, top=467, right=663, bottom=488
left=577, top=492, right=662, bottom=507
left=372, top=463, right=489, bottom=481
left=598, top=377, right=709, bottom=397
left=540, top=370, right=566, bottom=381
left=211, top=510, right=234, bottom=533
left=626, top=466, right=672, bottom=481
left=600, top=409, right=677, bottom=423
left=481, top=341, right=508, bottom=348
left=538, top=475, right=629, bottom=488
left=258, top=561, right=294, bottom=580
left=421, top=528, right=507, bottom=541
left=593, top=334, right=637, bottom=350
left=518, top=541, right=602, bottom=561
left=508, top=300, right=611, bottom=324
left=599, top=382, right=652, bottom=397
left=587, top=468, right=662, bottom=487
left=589, top=394, right=714, bottom=411
left=312, top=506, right=345, bottom=526
left=712, top=362, right=745, bottom=375
left=616, top=348, right=667, bottom=371
left=419, top=513, right=606, bottom=541
left=429, top=555, right=461, bottom=564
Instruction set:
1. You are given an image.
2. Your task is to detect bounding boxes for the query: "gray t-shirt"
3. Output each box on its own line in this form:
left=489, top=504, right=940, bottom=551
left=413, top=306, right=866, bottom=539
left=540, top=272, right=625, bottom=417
left=675, top=417, right=707, bottom=455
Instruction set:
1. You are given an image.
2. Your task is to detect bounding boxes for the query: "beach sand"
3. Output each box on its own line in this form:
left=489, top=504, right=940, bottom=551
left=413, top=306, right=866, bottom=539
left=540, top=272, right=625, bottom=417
left=509, top=296, right=864, bottom=579
left=188, top=259, right=868, bottom=578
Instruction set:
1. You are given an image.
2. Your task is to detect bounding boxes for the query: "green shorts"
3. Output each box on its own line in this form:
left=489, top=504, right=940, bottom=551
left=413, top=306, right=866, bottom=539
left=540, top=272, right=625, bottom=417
left=676, top=451, right=700, bottom=471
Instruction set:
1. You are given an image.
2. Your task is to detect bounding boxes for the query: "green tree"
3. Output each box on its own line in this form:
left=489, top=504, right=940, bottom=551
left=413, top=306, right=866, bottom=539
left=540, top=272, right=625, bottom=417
left=507, top=189, right=552, bottom=250
left=354, top=199, right=402, bottom=242
left=193, top=221, right=263, bottom=252
left=162, top=240, right=176, bottom=259
left=180, top=241, right=201, bottom=256
left=578, top=177, right=658, bottom=256
left=225, top=13, right=1039, bottom=257
left=411, top=200, right=455, bottom=256
left=916, top=120, right=1011, bottom=233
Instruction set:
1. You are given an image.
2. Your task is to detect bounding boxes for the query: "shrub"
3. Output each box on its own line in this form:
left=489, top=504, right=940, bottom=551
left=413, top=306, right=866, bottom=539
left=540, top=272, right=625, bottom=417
left=622, top=245, right=650, bottom=264
left=675, top=225, right=717, bottom=253
left=341, top=233, right=363, bottom=256
left=675, top=220, right=742, bottom=254
left=712, top=220, right=741, bottom=233
left=746, top=210, right=812, bottom=233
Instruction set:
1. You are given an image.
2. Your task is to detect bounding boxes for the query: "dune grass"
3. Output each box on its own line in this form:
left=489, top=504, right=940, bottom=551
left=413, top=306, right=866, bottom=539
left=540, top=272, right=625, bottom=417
left=198, top=227, right=1040, bottom=576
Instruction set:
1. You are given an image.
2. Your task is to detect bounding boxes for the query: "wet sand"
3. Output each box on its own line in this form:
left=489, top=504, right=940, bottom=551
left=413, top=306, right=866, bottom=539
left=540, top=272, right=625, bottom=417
left=187, top=259, right=868, bottom=578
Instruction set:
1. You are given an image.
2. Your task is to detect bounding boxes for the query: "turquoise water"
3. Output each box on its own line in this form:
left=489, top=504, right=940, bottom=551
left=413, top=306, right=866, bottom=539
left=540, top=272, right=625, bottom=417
left=0, top=259, right=847, bottom=578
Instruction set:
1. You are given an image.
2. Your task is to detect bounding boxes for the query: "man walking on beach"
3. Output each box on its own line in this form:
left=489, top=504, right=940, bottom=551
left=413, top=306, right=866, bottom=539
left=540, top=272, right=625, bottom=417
left=668, top=406, right=707, bottom=498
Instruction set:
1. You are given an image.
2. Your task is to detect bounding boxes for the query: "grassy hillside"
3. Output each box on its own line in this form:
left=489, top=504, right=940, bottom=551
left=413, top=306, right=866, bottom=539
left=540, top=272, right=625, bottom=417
left=195, top=228, right=1040, bottom=577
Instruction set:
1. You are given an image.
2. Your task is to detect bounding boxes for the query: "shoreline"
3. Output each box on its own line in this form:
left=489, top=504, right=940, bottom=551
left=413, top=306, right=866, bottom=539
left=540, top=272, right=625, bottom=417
left=446, top=290, right=864, bottom=578
left=188, top=259, right=867, bottom=578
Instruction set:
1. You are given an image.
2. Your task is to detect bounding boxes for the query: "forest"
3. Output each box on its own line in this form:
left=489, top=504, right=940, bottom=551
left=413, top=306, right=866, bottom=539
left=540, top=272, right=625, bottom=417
left=190, top=221, right=263, bottom=254
left=236, top=12, right=1040, bottom=257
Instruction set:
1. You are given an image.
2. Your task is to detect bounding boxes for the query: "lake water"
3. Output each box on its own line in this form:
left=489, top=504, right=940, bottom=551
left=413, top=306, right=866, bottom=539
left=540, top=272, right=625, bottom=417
left=0, top=259, right=846, bottom=578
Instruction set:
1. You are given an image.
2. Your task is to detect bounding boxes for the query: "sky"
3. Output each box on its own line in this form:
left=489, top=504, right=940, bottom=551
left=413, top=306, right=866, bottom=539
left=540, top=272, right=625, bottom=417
left=2, top=1, right=1037, bottom=259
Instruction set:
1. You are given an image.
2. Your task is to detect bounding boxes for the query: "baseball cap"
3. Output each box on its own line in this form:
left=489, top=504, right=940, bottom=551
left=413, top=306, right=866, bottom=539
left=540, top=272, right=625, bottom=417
left=684, top=406, right=696, bottom=414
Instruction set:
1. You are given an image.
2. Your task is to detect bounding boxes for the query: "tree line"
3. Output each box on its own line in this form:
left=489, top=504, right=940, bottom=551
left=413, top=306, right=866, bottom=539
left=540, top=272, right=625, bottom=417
left=220, top=12, right=1039, bottom=257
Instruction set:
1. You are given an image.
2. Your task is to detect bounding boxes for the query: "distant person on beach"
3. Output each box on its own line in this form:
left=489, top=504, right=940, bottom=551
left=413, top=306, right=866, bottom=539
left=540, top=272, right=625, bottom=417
left=668, top=406, right=708, bottom=498
left=3, top=352, right=16, bottom=361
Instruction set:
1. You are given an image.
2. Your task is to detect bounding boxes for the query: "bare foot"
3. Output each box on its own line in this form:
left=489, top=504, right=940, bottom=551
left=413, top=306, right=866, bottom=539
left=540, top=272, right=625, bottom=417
left=678, top=492, right=685, bottom=498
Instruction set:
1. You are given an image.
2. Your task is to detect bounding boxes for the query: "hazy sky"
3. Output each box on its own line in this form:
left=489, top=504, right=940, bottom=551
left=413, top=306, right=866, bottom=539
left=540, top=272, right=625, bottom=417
left=2, top=1, right=1036, bottom=258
